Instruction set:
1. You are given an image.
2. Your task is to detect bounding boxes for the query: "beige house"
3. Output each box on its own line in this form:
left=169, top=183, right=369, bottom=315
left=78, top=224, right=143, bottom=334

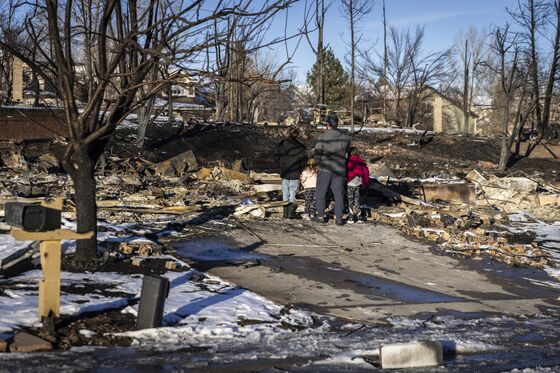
left=364, top=85, right=479, bottom=134
left=163, top=73, right=196, bottom=99
left=422, top=86, right=478, bottom=134
left=6, top=57, right=59, bottom=106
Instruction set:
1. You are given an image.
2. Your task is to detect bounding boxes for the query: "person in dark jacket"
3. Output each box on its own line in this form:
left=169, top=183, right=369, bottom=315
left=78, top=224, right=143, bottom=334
left=314, top=113, right=351, bottom=225
left=274, top=127, right=308, bottom=219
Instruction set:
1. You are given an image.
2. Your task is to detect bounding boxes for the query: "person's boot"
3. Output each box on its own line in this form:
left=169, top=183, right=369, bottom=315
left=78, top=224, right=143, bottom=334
left=283, top=204, right=290, bottom=219
left=314, top=215, right=326, bottom=224
left=288, top=203, right=297, bottom=219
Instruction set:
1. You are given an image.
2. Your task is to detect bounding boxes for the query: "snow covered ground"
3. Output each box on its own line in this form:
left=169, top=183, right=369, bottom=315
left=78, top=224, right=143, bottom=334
left=506, top=213, right=560, bottom=280
left=1, top=308, right=559, bottom=372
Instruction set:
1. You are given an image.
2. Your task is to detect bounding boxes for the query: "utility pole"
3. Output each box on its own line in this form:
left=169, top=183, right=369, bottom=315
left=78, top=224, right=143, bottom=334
left=463, top=38, right=470, bottom=133
left=318, top=0, right=325, bottom=106
left=350, top=0, right=355, bottom=132
left=382, top=0, right=388, bottom=124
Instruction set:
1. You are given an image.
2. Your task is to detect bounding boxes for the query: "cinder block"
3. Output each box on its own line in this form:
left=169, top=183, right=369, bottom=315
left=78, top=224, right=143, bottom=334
left=380, top=341, right=443, bottom=369
left=165, top=261, right=177, bottom=270
left=9, top=332, right=52, bottom=353
left=132, top=257, right=144, bottom=266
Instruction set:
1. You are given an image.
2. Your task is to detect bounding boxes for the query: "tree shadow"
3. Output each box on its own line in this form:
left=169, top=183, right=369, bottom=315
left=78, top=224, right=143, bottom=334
left=506, top=153, right=525, bottom=169
left=163, top=287, right=246, bottom=326
left=170, top=273, right=192, bottom=289
left=184, top=204, right=238, bottom=226
left=440, top=339, right=458, bottom=359
left=177, top=241, right=264, bottom=272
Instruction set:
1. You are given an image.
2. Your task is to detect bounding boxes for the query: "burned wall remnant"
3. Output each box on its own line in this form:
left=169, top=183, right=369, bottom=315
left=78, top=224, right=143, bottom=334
left=0, top=108, right=68, bottom=142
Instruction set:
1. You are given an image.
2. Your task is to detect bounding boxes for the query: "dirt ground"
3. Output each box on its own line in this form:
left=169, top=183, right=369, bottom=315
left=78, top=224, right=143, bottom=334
left=17, top=121, right=559, bottom=184
left=104, top=122, right=560, bottom=182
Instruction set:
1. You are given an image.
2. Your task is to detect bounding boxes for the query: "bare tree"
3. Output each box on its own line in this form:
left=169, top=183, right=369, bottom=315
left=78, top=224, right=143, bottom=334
left=490, top=25, right=528, bottom=171
left=0, top=0, right=24, bottom=103
left=405, top=28, right=451, bottom=127
left=243, top=51, right=294, bottom=123
left=360, top=27, right=412, bottom=125
left=0, top=0, right=299, bottom=264
left=508, top=0, right=560, bottom=139
left=304, top=0, right=333, bottom=106
left=359, top=26, right=450, bottom=127
left=197, top=1, right=306, bottom=125
left=451, top=27, right=488, bottom=133
left=340, top=0, right=374, bottom=132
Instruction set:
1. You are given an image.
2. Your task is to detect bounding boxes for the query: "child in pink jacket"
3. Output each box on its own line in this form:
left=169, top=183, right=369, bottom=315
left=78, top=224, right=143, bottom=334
left=300, top=159, right=318, bottom=220
left=346, top=147, right=369, bottom=223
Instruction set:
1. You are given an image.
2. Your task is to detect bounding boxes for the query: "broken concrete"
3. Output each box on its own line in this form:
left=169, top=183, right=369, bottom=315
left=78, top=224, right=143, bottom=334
left=234, top=204, right=266, bottom=218
left=213, top=167, right=252, bottom=184
left=35, top=153, right=61, bottom=173
left=369, top=162, right=397, bottom=179
left=380, top=341, right=443, bottom=369
left=422, top=183, right=476, bottom=204
left=252, top=184, right=283, bottom=193
left=538, top=194, right=560, bottom=206
left=9, top=332, right=52, bottom=353
left=193, top=167, right=212, bottom=179
left=155, top=150, right=198, bottom=177
left=0, top=241, right=38, bottom=277
left=0, top=149, right=27, bottom=171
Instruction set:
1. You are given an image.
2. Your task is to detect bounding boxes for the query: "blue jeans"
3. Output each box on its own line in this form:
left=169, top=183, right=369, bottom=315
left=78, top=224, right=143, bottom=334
left=282, top=179, right=299, bottom=203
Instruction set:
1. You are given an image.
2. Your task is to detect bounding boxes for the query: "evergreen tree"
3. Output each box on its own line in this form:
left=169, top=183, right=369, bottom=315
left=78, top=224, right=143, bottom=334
left=306, top=48, right=351, bottom=108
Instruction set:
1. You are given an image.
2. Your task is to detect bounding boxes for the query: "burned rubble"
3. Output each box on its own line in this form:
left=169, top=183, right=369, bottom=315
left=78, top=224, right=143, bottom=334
left=0, top=124, right=558, bottom=276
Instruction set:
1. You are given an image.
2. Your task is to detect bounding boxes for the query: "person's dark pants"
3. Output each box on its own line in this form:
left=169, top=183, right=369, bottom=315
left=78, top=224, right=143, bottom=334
left=304, top=188, right=317, bottom=216
left=347, top=185, right=361, bottom=213
left=316, top=170, right=346, bottom=221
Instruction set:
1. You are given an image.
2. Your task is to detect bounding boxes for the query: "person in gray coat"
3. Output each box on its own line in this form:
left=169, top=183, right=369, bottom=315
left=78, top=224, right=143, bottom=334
left=314, top=113, right=351, bottom=225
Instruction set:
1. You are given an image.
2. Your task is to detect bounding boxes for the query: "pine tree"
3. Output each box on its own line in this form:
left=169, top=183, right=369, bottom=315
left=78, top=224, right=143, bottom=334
left=306, top=48, right=351, bottom=109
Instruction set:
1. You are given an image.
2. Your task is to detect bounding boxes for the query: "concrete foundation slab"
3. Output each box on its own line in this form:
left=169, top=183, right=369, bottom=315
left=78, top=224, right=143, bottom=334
left=380, top=341, right=443, bottom=369
left=175, top=221, right=560, bottom=323
left=9, top=332, right=52, bottom=353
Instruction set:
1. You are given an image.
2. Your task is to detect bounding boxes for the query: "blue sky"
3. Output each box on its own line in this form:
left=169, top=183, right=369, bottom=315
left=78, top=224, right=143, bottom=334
left=269, top=0, right=519, bottom=83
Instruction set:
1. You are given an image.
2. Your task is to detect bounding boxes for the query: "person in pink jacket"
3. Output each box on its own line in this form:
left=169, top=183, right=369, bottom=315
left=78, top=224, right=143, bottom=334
left=346, top=147, right=369, bottom=223
left=300, top=158, right=318, bottom=220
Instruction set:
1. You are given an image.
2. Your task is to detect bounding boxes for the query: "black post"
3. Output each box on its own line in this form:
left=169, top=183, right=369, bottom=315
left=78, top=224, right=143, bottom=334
left=136, top=275, right=170, bottom=329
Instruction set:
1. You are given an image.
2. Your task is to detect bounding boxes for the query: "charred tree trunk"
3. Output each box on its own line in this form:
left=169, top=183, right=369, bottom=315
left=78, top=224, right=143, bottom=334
left=514, top=121, right=524, bottom=157
left=5, top=55, right=13, bottom=101
left=137, top=96, right=155, bottom=148
left=32, top=70, right=40, bottom=106
left=542, top=1, right=560, bottom=137
left=463, top=39, right=470, bottom=133
left=349, top=0, right=355, bottom=133
left=69, top=148, right=98, bottom=263
left=498, top=101, right=511, bottom=172
left=215, top=82, right=226, bottom=121
left=317, top=0, right=325, bottom=105
left=167, top=85, right=173, bottom=124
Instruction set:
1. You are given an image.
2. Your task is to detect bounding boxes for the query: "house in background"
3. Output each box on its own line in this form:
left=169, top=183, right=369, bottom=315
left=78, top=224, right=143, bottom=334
left=361, top=85, right=478, bottom=134
left=164, top=73, right=197, bottom=99
left=424, top=87, right=478, bottom=134
left=160, top=73, right=214, bottom=121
